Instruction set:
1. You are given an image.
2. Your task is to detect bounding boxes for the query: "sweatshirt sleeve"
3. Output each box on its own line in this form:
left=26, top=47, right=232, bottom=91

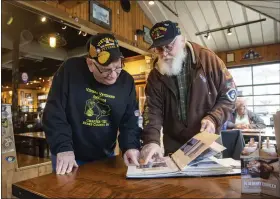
left=204, top=54, right=237, bottom=131
left=118, top=80, right=141, bottom=154
left=42, top=60, right=73, bottom=155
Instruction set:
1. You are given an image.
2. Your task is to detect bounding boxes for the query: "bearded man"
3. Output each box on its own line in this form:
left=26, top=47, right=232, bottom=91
left=140, top=20, right=237, bottom=164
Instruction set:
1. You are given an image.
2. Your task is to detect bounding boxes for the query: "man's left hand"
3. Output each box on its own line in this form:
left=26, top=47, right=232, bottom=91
left=200, top=119, right=215, bottom=134
left=123, top=149, right=140, bottom=166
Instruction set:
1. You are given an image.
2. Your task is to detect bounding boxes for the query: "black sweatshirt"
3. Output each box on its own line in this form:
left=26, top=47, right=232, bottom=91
left=42, top=57, right=141, bottom=161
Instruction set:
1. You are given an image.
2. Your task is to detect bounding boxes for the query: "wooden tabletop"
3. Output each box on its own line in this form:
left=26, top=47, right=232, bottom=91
left=12, top=156, right=274, bottom=198
left=17, top=153, right=51, bottom=168
left=15, top=132, right=46, bottom=139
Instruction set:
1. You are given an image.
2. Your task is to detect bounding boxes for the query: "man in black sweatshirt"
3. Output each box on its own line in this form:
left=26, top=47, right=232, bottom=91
left=42, top=33, right=141, bottom=175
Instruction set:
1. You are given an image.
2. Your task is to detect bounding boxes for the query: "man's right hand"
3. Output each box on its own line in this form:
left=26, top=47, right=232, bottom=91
left=56, top=151, right=78, bottom=175
left=140, top=143, right=163, bottom=165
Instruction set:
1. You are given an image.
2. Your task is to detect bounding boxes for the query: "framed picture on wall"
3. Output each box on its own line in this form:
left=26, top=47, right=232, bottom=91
left=25, top=93, right=31, bottom=98
left=143, top=26, right=153, bottom=45
left=89, top=1, right=112, bottom=30
left=226, top=52, right=235, bottom=63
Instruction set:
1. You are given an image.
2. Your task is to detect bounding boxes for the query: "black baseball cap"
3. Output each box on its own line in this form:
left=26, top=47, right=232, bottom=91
left=87, top=33, right=123, bottom=66
left=148, top=20, right=181, bottom=50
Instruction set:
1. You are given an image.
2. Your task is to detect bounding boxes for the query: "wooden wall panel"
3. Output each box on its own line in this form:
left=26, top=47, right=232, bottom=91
left=43, top=0, right=153, bottom=51
left=217, top=43, right=280, bottom=68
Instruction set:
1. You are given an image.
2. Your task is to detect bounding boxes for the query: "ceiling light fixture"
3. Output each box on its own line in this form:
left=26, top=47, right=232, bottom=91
left=49, top=36, right=56, bottom=48
left=227, top=28, right=232, bottom=36
left=41, top=16, right=47, bottom=23
left=82, top=32, right=87, bottom=36
left=62, top=25, right=67, bottom=30
left=204, top=33, right=211, bottom=40
left=149, top=1, right=155, bottom=5
left=196, top=18, right=266, bottom=36
left=78, top=30, right=82, bottom=35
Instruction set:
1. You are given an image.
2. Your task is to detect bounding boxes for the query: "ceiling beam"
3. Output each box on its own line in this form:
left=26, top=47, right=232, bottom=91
left=231, top=0, right=280, bottom=23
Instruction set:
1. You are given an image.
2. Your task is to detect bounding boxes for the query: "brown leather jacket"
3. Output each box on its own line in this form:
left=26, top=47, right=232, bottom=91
left=142, top=42, right=237, bottom=154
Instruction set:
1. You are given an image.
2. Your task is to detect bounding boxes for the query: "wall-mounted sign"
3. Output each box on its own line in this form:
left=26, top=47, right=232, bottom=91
left=21, top=72, right=28, bottom=83
left=242, top=49, right=262, bottom=60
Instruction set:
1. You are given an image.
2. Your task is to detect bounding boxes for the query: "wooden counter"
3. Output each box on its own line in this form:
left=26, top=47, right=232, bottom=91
left=12, top=156, right=274, bottom=198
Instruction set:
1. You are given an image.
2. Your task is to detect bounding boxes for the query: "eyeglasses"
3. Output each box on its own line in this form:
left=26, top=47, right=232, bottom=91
left=92, top=61, right=124, bottom=76
left=154, top=37, right=177, bottom=54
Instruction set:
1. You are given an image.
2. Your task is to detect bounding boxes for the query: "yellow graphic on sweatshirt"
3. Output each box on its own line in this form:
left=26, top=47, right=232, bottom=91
left=83, top=88, right=115, bottom=127
left=84, top=97, right=111, bottom=119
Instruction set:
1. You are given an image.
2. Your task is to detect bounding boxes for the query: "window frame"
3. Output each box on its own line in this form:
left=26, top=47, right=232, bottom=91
left=228, top=61, right=280, bottom=114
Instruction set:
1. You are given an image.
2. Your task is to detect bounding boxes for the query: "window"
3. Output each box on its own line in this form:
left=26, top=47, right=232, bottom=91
left=229, top=67, right=252, bottom=86
left=228, top=62, right=280, bottom=125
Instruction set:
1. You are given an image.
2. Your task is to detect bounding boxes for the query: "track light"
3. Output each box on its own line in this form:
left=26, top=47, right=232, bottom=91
left=62, top=25, right=67, bottom=30
left=78, top=30, right=82, bottom=35
left=82, top=32, right=87, bottom=36
left=149, top=1, right=155, bottom=5
left=227, top=28, right=232, bottom=36
left=204, top=33, right=211, bottom=40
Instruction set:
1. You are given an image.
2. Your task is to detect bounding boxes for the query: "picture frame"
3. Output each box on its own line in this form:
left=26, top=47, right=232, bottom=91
left=89, top=1, right=112, bottom=30
left=143, top=25, right=153, bottom=45
left=226, top=52, right=235, bottom=63
left=25, top=93, right=31, bottom=98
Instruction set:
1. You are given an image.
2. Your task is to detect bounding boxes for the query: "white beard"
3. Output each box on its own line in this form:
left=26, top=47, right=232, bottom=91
left=157, top=48, right=186, bottom=76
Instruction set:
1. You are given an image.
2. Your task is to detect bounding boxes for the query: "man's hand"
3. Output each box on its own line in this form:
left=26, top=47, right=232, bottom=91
left=56, top=151, right=78, bottom=175
left=140, top=143, right=163, bottom=165
left=123, top=149, right=140, bottom=166
left=200, top=119, right=215, bottom=134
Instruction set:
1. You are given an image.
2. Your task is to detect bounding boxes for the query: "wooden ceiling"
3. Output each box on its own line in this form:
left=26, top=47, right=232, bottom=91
left=138, top=1, right=280, bottom=52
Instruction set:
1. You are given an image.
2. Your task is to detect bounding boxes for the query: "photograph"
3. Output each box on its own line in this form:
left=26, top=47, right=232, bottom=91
left=180, top=138, right=205, bottom=157
left=137, top=161, right=168, bottom=169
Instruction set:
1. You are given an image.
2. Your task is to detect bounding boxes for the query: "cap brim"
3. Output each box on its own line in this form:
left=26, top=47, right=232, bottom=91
left=148, top=37, right=175, bottom=50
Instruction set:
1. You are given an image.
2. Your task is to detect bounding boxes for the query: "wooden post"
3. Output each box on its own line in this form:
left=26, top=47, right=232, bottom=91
left=12, top=35, right=20, bottom=129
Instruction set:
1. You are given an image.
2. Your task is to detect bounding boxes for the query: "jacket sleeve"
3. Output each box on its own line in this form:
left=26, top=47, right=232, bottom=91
left=248, top=110, right=266, bottom=129
left=141, top=73, right=163, bottom=146
left=42, top=60, right=73, bottom=155
left=118, top=80, right=141, bottom=154
left=204, top=54, right=237, bottom=131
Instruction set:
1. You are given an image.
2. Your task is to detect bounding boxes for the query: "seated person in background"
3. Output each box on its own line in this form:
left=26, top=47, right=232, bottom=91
left=227, top=98, right=266, bottom=129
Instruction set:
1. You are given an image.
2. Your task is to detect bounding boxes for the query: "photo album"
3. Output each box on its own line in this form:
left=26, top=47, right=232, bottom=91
left=126, top=132, right=241, bottom=178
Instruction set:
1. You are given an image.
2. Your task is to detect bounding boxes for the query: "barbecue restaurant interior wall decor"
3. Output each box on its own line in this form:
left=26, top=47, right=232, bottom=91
left=89, top=1, right=112, bottom=30
left=143, top=26, right=152, bottom=45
